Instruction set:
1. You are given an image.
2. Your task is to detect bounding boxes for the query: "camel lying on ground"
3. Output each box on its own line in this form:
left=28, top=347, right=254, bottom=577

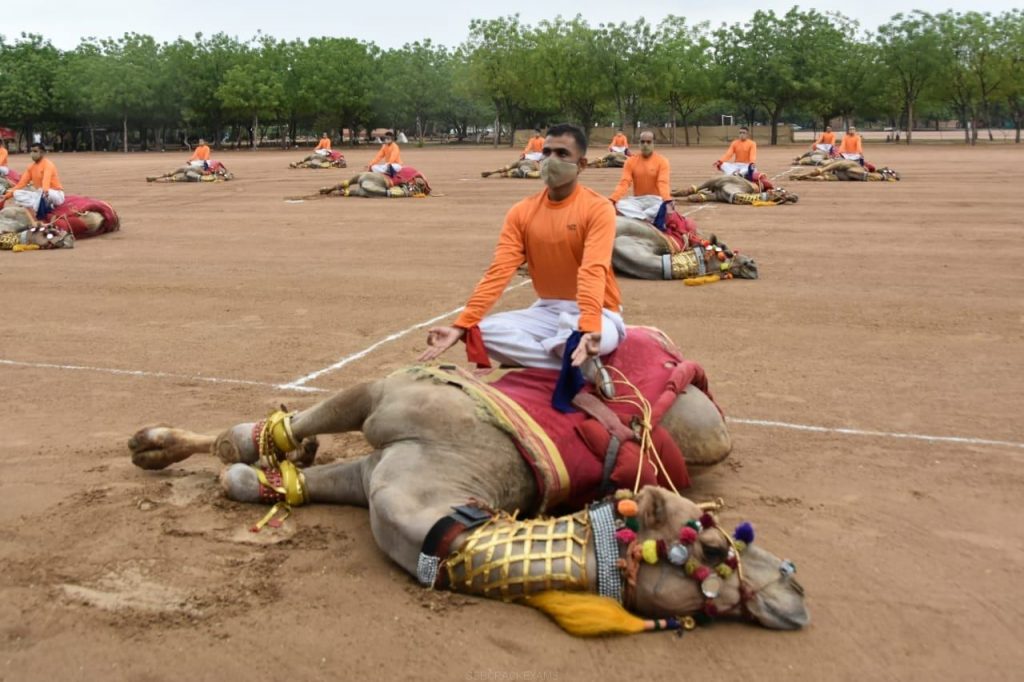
left=319, top=168, right=431, bottom=197
left=671, top=175, right=798, bottom=206
left=128, top=337, right=806, bottom=635
left=613, top=216, right=758, bottom=281
left=788, top=160, right=900, bottom=182
left=147, top=161, right=234, bottom=183
left=792, top=149, right=837, bottom=166
left=588, top=152, right=628, bottom=168
left=481, top=159, right=540, bottom=178
left=290, top=151, right=347, bottom=169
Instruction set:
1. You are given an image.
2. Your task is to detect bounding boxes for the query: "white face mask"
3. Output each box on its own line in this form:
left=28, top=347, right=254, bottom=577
left=639, top=140, right=654, bottom=156
left=539, top=156, right=579, bottom=189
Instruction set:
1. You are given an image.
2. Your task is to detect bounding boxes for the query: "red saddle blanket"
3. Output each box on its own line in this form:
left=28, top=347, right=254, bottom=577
left=326, top=151, right=345, bottom=162
left=411, top=326, right=718, bottom=513
left=48, top=196, right=120, bottom=238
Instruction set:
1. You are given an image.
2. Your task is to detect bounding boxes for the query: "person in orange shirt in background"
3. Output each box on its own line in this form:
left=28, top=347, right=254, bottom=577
left=4, top=142, right=65, bottom=215
left=715, top=126, right=757, bottom=179
left=609, top=129, right=630, bottom=156
left=189, top=138, right=211, bottom=167
left=367, top=131, right=403, bottom=174
left=521, top=128, right=545, bottom=161
left=812, top=125, right=836, bottom=151
left=314, top=132, right=332, bottom=156
left=419, top=122, right=625, bottom=379
left=837, top=125, right=877, bottom=171
left=609, top=130, right=672, bottom=222
left=0, top=141, right=9, bottom=178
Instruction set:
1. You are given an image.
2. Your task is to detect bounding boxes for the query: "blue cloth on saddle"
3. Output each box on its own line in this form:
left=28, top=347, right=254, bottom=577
left=652, top=201, right=671, bottom=231
left=552, top=331, right=585, bottom=413
left=36, top=193, right=53, bottom=221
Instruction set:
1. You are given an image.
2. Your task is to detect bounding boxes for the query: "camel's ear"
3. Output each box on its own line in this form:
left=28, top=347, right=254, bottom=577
left=640, top=487, right=668, bottom=529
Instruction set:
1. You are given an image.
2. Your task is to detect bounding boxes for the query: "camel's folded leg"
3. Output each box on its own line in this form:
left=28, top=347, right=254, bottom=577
left=359, top=179, right=389, bottom=197
left=220, top=452, right=377, bottom=507
left=613, top=235, right=670, bottom=280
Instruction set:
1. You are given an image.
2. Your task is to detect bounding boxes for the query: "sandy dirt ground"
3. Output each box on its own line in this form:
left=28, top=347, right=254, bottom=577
left=1, top=142, right=1022, bottom=682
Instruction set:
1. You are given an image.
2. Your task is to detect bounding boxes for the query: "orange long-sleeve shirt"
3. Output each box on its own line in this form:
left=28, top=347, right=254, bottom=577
left=719, top=139, right=757, bottom=164
left=316, top=137, right=331, bottom=151
left=610, top=153, right=672, bottom=202
left=0, top=148, right=8, bottom=167
left=369, top=143, right=402, bottom=166
left=6, top=157, right=63, bottom=195
left=610, top=133, right=629, bottom=149
left=813, top=131, right=836, bottom=147
left=523, top=136, right=544, bottom=155
left=190, top=145, right=211, bottom=161
left=838, top=134, right=863, bottom=155
left=453, top=185, right=621, bottom=334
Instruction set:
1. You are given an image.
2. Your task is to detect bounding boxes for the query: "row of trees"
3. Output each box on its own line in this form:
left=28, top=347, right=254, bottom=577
left=0, top=7, right=1021, bottom=151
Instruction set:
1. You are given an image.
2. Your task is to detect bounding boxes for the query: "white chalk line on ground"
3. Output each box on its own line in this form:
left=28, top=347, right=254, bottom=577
left=281, top=279, right=534, bottom=389
left=0, top=358, right=329, bottom=393
left=729, top=418, right=1024, bottom=451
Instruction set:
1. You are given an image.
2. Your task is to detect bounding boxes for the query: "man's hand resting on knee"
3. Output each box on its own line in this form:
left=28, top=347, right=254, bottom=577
left=418, top=326, right=465, bottom=362
left=570, top=332, right=601, bottom=367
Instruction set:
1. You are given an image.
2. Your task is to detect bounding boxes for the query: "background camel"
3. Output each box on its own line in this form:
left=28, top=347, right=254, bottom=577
left=672, top=175, right=798, bottom=205
left=480, top=159, right=540, bottom=178
left=147, top=163, right=234, bottom=183
left=320, top=169, right=431, bottom=197
left=613, top=216, right=758, bottom=281
left=290, top=151, right=347, bottom=169
left=127, top=355, right=807, bottom=633
left=789, top=160, right=900, bottom=182
left=588, top=152, right=628, bottom=168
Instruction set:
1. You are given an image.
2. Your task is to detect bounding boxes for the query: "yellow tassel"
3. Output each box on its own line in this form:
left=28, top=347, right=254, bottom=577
left=525, top=591, right=648, bottom=636
left=12, top=244, right=41, bottom=252
left=683, top=274, right=721, bottom=286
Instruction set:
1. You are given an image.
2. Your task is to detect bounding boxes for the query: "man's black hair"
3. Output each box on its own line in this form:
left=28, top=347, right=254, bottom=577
left=545, top=123, right=588, bottom=155
left=30, top=142, right=46, bottom=152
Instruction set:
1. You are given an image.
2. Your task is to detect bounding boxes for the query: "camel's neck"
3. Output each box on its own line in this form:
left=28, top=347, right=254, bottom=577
left=443, top=511, right=599, bottom=601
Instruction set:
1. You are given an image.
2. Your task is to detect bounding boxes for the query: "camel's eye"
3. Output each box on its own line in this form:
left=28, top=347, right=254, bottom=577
left=700, top=542, right=728, bottom=564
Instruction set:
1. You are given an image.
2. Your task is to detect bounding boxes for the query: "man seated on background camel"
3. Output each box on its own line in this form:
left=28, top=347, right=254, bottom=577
left=609, top=129, right=630, bottom=155
left=812, top=125, right=836, bottom=152
left=715, top=126, right=757, bottom=179
left=609, top=130, right=671, bottom=222
left=3, top=143, right=64, bottom=218
left=837, top=125, right=877, bottom=171
left=367, top=131, right=403, bottom=174
left=522, top=128, right=545, bottom=161
left=419, top=122, right=624, bottom=387
left=0, top=141, right=9, bottom=177
left=189, top=138, right=211, bottom=168
left=314, top=132, right=332, bottom=156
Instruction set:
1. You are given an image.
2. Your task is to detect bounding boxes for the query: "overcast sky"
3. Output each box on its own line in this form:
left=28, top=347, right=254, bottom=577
left=3, top=1, right=1018, bottom=50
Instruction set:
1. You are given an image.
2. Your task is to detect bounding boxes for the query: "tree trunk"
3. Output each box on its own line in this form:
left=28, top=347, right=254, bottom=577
left=89, top=125, right=96, bottom=152
left=670, top=107, right=677, bottom=147
left=493, top=113, right=499, bottom=148
left=905, top=99, right=913, bottom=145
left=769, top=108, right=780, bottom=145
left=252, top=113, right=259, bottom=150
left=682, top=115, right=690, bottom=147
left=123, top=113, right=129, bottom=153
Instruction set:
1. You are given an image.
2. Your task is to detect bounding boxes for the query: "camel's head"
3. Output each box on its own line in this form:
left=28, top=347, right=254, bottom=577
left=626, top=487, right=808, bottom=630
left=878, top=167, right=900, bottom=181
left=23, top=224, right=74, bottom=249
left=769, top=188, right=799, bottom=204
left=728, top=253, right=758, bottom=279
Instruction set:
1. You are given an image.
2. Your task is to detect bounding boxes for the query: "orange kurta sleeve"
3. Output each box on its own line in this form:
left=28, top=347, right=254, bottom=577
left=610, top=157, right=638, bottom=202
left=316, top=138, right=331, bottom=150
left=611, top=134, right=628, bottom=148
left=190, top=145, right=210, bottom=161
left=6, top=166, right=30, bottom=194
left=368, top=147, right=385, bottom=166
left=524, top=137, right=543, bottom=154
left=453, top=209, right=528, bottom=330
left=0, top=148, right=8, bottom=166
left=40, top=159, right=62, bottom=192
left=610, top=155, right=671, bottom=201
left=388, top=144, right=402, bottom=164
left=718, top=141, right=739, bottom=163
left=839, top=135, right=862, bottom=154
left=574, top=194, right=618, bottom=332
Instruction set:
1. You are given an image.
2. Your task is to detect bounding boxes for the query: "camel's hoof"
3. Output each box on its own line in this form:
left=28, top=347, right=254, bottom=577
left=146, top=177, right=157, bottom=182
left=290, top=437, right=320, bottom=467
left=129, top=425, right=173, bottom=454
left=220, top=464, right=262, bottom=503
left=480, top=172, right=489, bottom=178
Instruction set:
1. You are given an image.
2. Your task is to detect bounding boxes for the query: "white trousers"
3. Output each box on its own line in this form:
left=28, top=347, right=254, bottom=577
left=371, top=163, right=402, bottom=174
left=314, top=148, right=330, bottom=157
left=13, top=188, right=65, bottom=210
left=479, top=299, right=626, bottom=370
left=841, top=153, right=863, bottom=161
left=814, top=144, right=834, bottom=153
left=0, top=166, right=8, bottom=176
left=188, top=160, right=206, bottom=168
left=609, top=146, right=627, bottom=154
left=720, top=162, right=751, bottom=176
left=523, top=152, right=544, bottom=162
left=615, top=195, right=664, bottom=222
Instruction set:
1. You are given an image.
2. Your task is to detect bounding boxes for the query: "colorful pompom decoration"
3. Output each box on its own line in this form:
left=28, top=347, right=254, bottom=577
left=733, top=522, right=755, bottom=544
left=615, top=528, right=637, bottom=545
left=699, top=513, right=716, bottom=529
left=685, top=519, right=702, bottom=532
left=692, top=566, right=712, bottom=582
left=617, top=499, right=638, bottom=517
left=614, top=489, right=634, bottom=500
left=679, top=527, right=698, bottom=544
left=624, top=517, right=640, bottom=532
left=716, top=564, right=733, bottom=579
left=684, top=558, right=699, bottom=576
left=641, top=540, right=659, bottom=565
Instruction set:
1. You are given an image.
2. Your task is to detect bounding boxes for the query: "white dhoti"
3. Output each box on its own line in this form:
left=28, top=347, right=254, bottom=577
left=615, top=195, right=666, bottom=222
left=479, top=299, right=626, bottom=370
left=609, top=145, right=627, bottom=154
left=0, top=166, right=8, bottom=176
left=189, top=160, right=206, bottom=168
left=523, top=152, right=544, bottom=162
left=13, top=188, right=65, bottom=211
left=814, top=144, right=834, bottom=153
left=720, top=162, right=751, bottom=176
left=841, top=153, right=863, bottom=161
left=371, top=163, right=402, bottom=174
left=314, top=148, right=331, bottom=157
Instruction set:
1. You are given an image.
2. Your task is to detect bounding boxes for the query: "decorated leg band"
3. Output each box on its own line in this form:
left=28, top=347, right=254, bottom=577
left=417, top=505, right=493, bottom=588
left=588, top=501, right=624, bottom=603
left=267, top=410, right=300, bottom=455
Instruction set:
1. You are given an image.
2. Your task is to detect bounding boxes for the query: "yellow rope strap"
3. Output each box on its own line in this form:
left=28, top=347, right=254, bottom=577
left=444, top=511, right=591, bottom=601
left=600, top=367, right=683, bottom=498
left=250, top=410, right=306, bottom=532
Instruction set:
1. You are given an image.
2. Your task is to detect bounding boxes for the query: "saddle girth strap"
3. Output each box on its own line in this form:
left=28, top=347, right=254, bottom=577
left=417, top=505, right=493, bottom=589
